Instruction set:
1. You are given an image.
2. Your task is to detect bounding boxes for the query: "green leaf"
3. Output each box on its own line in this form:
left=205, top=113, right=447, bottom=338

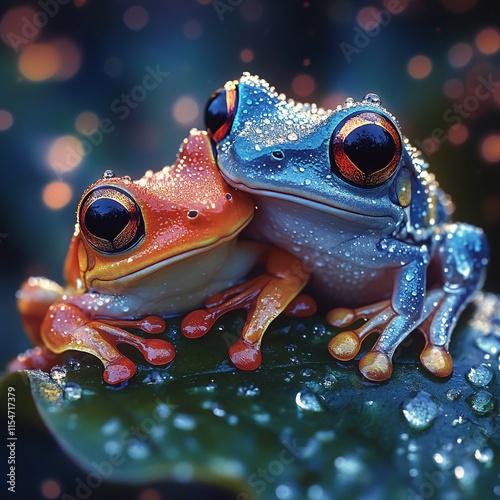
left=2, top=293, right=500, bottom=500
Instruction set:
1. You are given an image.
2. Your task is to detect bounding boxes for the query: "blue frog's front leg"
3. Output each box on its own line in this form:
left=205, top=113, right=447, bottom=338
left=327, top=225, right=488, bottom=381
left=328, top=240, right=430, bottom=380
left=417, top=223, right=489, bottom=376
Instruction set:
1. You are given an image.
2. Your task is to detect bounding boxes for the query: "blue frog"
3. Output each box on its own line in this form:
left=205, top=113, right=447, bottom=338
left=204, top=73, right=489, bottom=382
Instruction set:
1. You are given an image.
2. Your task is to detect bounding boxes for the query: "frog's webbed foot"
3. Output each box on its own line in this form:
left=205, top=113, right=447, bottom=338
left=181, top=248, right=311, bottom=370
left=327, top=299, right=399, bottom=381
left=41, top=302, right=175, bottom=384
left=328, top=224, right=488, bottom=382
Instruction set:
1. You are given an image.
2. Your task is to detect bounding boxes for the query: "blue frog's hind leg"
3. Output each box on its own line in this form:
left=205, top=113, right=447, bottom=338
left=418, top=223, right=489, bottom=377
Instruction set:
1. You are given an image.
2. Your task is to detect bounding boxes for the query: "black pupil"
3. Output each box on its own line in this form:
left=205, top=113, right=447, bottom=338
left=205, top=89, right=228, bottom=136
left=85, top=199, right=131, bottom=243
left=344, top=124, right=395, bottom=175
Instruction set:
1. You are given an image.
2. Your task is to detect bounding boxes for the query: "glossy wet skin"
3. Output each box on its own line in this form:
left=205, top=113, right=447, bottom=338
left=67, top=130, right=255, bottom=316
left=205, top=74, right=444, bottom=305
left=15, top=128, right=311, bottom=383
left=205, top=73, right=489, bottom=381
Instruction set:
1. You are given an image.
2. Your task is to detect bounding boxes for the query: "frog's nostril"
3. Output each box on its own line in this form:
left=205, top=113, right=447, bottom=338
left=330, top=111, right=402, bottom=188
left=205, top=85, right=238, bottom=142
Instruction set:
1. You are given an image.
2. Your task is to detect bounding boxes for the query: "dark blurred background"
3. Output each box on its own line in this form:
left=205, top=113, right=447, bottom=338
left=0, top=0, right=499, bottom=494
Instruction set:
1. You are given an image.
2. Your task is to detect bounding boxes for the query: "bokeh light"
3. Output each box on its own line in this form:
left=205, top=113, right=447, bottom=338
left=440, top=0, right=478, bottom=14
left=322, top=93, right=347, bottom=110
left=75, top=112, right=99, bottom=135
left=123, top=6, right=149, bottom=31
left=292, top=74, right=315, bottom=97
left=407, top=55, right=432, bottom=79
left=448, top=124, right=469, bottom=145
left=40, top=479, right=61, bottom=499
left=42, top=181, right=73, bottom=210
left=18, top=43, right=60, bottom=81
left=240, top=0, right=264, bottom=22
left=138, top=488, right=162, bottom=500
left=383, top=0, right=411, bottom=13
left=357, top=6, right=381, bottom=29
left=0, top=110, right=13, bottom=131
left=0, top=7, right=39, bottom=49
left=240, top=48, right=254, bottom=63
left=47, top=135, right=84, bottom=173
left=475, top=28, right=500, bottom=55
left=480, top=134, right=500, bottom=163
left=183, top=19, right=203, bottom=39
left=443, top=78, right=464, bottom=99
left=448, top=43, right=473, bottom=68
left=172, top=97, right=199, bottom=125
left=53, top=38, right=81, bottom=80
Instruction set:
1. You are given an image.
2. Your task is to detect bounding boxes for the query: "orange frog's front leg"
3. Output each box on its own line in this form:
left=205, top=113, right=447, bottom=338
left=181, top=244, right=315, bottom=370
left=14, top=277, right=175, bottom=385
left=41, top=300, right=174, bottom=384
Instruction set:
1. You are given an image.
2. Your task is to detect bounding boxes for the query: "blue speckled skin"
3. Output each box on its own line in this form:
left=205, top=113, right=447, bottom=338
left=208, top=73, right=490, bottom=380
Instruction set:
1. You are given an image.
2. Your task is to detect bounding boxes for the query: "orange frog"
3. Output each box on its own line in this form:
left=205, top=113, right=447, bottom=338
left=14, top=130, right=312, bottom=384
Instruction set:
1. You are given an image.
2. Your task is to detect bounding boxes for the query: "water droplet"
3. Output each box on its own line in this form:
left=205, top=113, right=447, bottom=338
left=66, top=359, right=81, bottom=371
left=474, top=447, right=494, bottom=463
left=50, top=366, right=67, bottom=384
left=102, top=418, right=120, bottom=435
left=103, top=169, right=115, bottom=179
left=344, top=97, right=355, bottom=107
left=402, top=391, right=439, bottom=430
left=237, top=384, right=260, bottom=397
left=467, top=390, right=495, bottom=416
left=295, top=389, right=323, bottom=412
left=63, top=382, right=82, bottom=401
left=127, top=439, right=150, bottom=460
left=466, top=363, right=493, bottom=387
left=445, top=388, right=462, bottom=401
left=287, top=132, right=298, bottom=141
left=312, top=324, right=326, bottom=336
left=363, top=93, right=382, bottom=106
left=173, top=413, right=196, bottom=431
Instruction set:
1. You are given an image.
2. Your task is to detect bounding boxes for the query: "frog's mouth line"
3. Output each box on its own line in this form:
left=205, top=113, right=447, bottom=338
left=225, top=180, right=395, bottom=224
left=90, top=213, right=254, bottom=286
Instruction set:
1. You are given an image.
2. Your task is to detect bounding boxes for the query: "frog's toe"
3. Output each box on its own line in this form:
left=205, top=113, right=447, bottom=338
left=420, top=344, right=453, bottom=378
left=181, top=309, right=215, bottom=338
left=229, top=339, right=262, bottom=370
left=359, top=351, right=393, bottom=382
left=328, top=331, right=361, bottom=361
left=141, top=338, right=176, bottom=365
left=103, top=357, right=137, bottom=385
left=326, top=308, right=356, bottom=327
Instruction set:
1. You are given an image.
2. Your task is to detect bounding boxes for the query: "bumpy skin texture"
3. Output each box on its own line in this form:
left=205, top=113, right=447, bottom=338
left=14, top=130, right=311, bottom=383
left=206, top=73, right=489, bottom=382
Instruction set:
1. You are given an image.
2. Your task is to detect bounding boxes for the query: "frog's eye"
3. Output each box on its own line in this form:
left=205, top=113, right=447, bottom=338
left=79, top=187, right=144, bottom=253
left=205, top=85, right=238, bottom=142
left=330, top=111, right=402, bottom=187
